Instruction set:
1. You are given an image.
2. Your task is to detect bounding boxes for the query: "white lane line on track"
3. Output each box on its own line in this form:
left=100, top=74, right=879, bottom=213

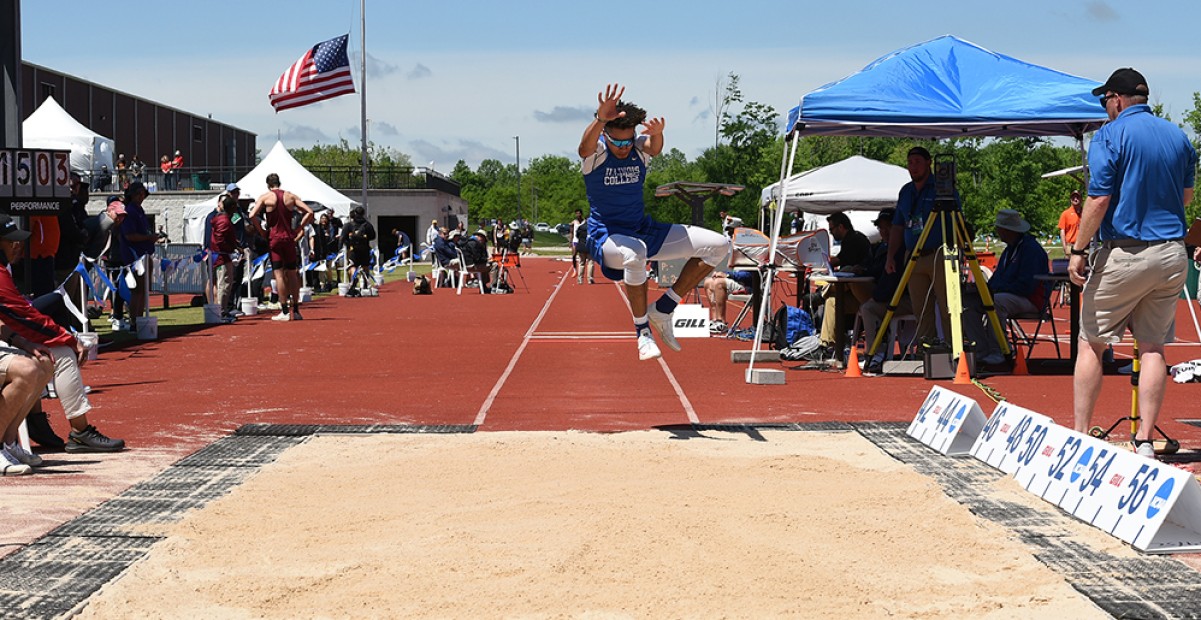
left=615, top=284, right=701, bottom=425
left=473, top=269, right=571, bottom=427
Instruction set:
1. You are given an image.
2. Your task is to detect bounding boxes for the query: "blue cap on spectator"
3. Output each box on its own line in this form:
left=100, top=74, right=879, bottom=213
left=226, top=183, right=240, bottom=192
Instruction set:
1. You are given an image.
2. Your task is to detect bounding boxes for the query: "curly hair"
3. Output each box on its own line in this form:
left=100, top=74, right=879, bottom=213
left=605, top=101, right=647, bottom=130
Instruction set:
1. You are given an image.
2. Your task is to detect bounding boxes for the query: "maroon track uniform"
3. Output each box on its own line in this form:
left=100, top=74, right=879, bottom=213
left=267, top=189, right=298, bottom=269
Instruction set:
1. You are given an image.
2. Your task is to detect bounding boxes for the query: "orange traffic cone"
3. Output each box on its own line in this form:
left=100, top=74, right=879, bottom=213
left=845, top=345, right=863, bottom=378
left=953, top=353, right=972, bottom=384
left=1013, top=347, right=1029, bottom=376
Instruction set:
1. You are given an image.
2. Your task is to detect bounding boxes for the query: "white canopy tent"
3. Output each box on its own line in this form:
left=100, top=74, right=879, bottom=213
left=182, top=140, right=359, bottom=243
left=759, top=155, right=911, bottom=243
left=22, top=96, right=115, bottom=177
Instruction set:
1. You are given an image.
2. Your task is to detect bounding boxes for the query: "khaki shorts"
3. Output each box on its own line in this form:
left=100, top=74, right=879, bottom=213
left=0, top=344, right=30, bottom=383
left=1081, top=240, right=1186, bottom=345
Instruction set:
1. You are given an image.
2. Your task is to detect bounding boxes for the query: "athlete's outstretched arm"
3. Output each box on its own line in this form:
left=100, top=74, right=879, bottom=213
left=642, top=117, right=665, bottom=157
left=578, top=83, right=625, bottom=158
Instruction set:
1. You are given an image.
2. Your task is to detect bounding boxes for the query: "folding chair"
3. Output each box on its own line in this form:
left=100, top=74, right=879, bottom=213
left=454, top=248, right=484, bottom=295
left=491, top=250, right=526, bottom=292
left=1006, top=301, right=1061, bottom=360
left=430, top=251, right=450, bottom=289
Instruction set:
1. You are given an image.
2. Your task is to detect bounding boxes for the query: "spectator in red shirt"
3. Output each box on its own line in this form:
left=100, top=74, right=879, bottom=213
left=160, top=155, right=174, bottom=191
left=210, top=195, right=240, bottom=322
left=0, top=216, right=123, bottom=471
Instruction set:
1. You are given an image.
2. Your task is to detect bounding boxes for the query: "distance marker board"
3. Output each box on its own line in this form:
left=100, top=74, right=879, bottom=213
left=970, top=401, right=1201, bottom=554
left=0, top=148, right=71, bottom=215
left=906, top=386, right=987, bottom=456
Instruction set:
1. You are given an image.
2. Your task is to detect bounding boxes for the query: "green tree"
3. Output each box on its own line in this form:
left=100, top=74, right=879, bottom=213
left=523, top=155, right=588, bottom=225
left=289, top=138, right=412, bottom=168
left=1182, top=92, right=1201, bottom=222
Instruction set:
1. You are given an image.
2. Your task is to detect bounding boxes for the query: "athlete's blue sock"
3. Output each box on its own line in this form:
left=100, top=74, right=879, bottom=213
left=634, top=315, right=650, bottom=336
left=654, top=289, right=681, bottom=315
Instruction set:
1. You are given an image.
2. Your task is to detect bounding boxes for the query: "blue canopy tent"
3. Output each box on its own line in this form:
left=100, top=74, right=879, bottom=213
left=747, top=35, right=1108, bottom=383
left=785, top=35, right=1106, bottom=139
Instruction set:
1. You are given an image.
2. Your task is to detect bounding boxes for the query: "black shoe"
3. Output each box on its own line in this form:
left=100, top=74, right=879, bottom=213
left=65, top=425, right=126, bottom=453
left=26, top=410, right=65, bottom=451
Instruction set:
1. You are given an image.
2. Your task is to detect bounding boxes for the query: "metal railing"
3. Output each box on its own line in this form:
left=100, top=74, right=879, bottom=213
left=82, top=165, right=460, bottom=195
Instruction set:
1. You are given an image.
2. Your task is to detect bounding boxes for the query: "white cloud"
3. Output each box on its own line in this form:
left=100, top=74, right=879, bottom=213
left=407, top=63, right=433, bottom=80
left=280, top=124, right=331, bottom=143
left=1085, top=1, right=1119, bottom=21
left=532, top=106, right=593, bottom=123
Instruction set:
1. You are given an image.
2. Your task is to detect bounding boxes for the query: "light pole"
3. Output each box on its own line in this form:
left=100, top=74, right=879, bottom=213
left=513, top=136, right=522, bottom=225
left=531, top=186, right=538, bottom=224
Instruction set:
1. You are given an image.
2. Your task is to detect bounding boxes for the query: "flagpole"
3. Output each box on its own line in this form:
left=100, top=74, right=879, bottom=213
left=359, top=0, right=368, bottom=215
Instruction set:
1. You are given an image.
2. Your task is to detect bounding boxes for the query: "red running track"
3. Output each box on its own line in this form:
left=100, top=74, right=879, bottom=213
left=43, top=255, right=1201, bottom=447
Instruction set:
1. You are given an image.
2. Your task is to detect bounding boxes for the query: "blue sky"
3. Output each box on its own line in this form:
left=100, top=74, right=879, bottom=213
left=20, top=1, right=1201, bottom=170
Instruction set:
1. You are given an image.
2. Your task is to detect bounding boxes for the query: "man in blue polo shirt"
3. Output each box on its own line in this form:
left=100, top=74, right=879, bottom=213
left=1069, top=68, right=1197, bottom=458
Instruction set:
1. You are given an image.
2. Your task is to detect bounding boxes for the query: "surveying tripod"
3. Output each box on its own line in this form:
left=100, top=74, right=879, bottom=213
left=1088, top=341, right=1181, bottom=455
left=867, top=155, right=1010, bottom=366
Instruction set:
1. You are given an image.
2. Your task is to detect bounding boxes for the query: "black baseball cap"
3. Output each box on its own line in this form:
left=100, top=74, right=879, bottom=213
left=872, top=208, right=896, bottom=225
left=0, top=215, right=31, bottom=242
left=1091, top=68, right=1149, bottom=97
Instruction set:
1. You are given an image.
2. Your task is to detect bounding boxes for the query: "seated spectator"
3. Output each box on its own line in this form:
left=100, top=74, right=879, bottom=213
left=0, top=216, right=123, bottom=471
left=704, top=270, right=756, bottom=334
left=431, top=228, right=460, bottom=284
left=461, top=231, right=500, bottom=292
left=857, top=208, right=914, bottom=373
left=814, top=211, right=874, bottom=360
left=964, top=209, right=1049, bottom=366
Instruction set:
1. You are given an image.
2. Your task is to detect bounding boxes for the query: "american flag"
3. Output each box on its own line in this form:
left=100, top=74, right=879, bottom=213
left=269, top=34, right=356, bottom=112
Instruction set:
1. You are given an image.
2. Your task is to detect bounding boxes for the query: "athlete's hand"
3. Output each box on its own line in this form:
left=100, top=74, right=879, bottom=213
left=884, top=256, right=897, bottom=275
left=641, top=117, right=665, bottom=136
left=294, top=232, right=304, bottom=243
left=596, top=84, right=626, bottom=122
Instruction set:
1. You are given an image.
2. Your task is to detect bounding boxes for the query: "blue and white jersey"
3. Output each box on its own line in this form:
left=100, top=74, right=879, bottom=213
left=580, top=135, right=672, bottom=280
left=582, top=135, right=652, bottom=231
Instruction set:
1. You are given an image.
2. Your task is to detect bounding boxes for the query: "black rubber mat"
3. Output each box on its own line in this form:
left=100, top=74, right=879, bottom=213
left=172, top=435, right=306, bottom=467
left=0, top=537, right=158, bottom=620
left=691, top=421, right=855, bottom=433
left=853, top=422, right=1201, bottom=619
left=234, top=423, right=478, bottom=436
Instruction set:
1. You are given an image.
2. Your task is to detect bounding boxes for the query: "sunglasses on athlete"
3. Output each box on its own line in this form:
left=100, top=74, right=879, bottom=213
left=605, top=133, right=634, bottom=148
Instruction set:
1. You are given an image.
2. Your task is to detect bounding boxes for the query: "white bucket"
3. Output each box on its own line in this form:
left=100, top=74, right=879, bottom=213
left=203, top=304, right=223, bottom=324
left=299, top=287, right=313, bottom=303
left=240, top=298, right=258, bottom=316
left=76, top=332, right=99, bottom=361
left=373, top=274, right=385, bottom=287
left=136, top=316, right=158, bottom=340
left=338, top=282, right=351, bottom=297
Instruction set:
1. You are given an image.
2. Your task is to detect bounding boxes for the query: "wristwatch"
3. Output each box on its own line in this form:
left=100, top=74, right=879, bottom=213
left=1070, top=247, right=1089, bottom=256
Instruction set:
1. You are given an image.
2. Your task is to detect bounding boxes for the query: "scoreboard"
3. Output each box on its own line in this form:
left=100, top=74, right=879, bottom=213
left=0, top=148, right=71, bottom=215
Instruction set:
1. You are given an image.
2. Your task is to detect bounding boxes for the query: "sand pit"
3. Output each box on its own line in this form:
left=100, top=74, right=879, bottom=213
left=76, top=430, right=1103, bottom=618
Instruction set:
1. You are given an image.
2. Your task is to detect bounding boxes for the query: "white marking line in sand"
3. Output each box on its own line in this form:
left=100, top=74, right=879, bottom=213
left=615, top=284, right=701, bottom=425
left=473, top=269, right=571, bottom=427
